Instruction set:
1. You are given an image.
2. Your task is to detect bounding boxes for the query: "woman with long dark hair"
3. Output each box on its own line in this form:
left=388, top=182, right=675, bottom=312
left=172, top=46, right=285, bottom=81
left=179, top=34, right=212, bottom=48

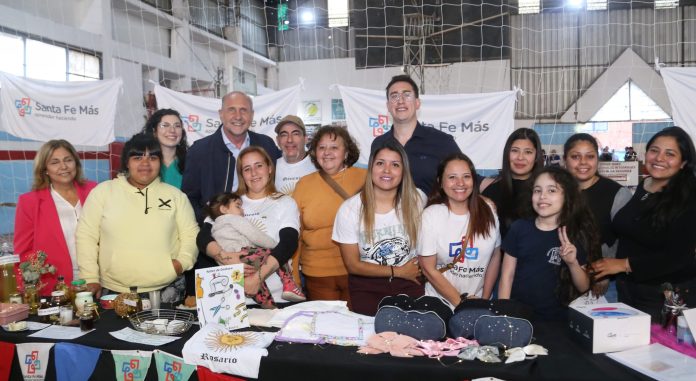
left=593, top=126, right=696, bottom=319
left=481, top=128, right=544, bottom=239
left=418, top=153, right=501, bottom=307
left=563, top=133, right=631, bottom=299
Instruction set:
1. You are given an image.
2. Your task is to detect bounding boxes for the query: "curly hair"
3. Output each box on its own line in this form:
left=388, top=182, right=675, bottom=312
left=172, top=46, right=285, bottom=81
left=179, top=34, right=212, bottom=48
left=308, top=126, right=360, bottom=170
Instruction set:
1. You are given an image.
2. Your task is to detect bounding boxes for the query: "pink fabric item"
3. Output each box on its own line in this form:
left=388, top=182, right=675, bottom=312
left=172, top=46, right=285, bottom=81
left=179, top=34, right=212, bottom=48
left=14, top=181, right=97, bottom=292
left=357, top=332, right=424, bottom=358
left=650, top=323, right=696, bottom=358
left=416, top=337, right=479, bottom=358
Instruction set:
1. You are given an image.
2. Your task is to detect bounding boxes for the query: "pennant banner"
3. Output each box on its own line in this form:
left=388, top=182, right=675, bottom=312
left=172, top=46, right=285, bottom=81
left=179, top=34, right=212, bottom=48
left=54, top=343, right=101, bottom=381
left=337, top=85, right=518, bottom=168
left=153, top=350, right=195, bottom=381
left=154, top=84, right=301, bottom=144
left=15, top=342, right=54, bottom=381
left=0, top=341, right=15, bottom=381
left=0, top=71, right=121, bottom=145
left=111, top=350, right=153, bottom=381
left=660, top=67, right=696, bottom=140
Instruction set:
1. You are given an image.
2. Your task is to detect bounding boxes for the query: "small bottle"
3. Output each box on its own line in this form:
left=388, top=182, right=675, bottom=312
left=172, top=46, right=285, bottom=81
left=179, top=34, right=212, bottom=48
left=54, top=275, right=71, bottom=302
left=124, top=286, right=142, bottom=316
left=79, top=308, right=94, bottom=331
left=48, top=291, right=67, bottom=324
left=37, top=298, right=52, bottom=323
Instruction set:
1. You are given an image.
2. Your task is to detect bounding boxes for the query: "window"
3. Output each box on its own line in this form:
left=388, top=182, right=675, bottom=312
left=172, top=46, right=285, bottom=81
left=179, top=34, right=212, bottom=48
left=518, top=0, right=540, bottom=15
left=655, top=0, right=679, bottom=9
left=328, top=0, right=349, bottom=27
left=590, top=80, right=670, bottom=122
left=587, top=0, right=607, bottom=11
left=0, top=31, right=100, bottom=81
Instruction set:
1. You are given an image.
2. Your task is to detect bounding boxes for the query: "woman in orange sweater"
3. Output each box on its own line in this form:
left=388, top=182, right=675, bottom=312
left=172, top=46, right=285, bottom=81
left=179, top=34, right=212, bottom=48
left=292, top=126, right=365, bottom=305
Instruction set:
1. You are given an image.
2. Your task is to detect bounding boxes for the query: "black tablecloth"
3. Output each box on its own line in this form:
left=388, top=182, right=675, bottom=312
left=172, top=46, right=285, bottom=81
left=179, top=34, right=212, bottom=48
left=0, top=309, right=654, bottom=381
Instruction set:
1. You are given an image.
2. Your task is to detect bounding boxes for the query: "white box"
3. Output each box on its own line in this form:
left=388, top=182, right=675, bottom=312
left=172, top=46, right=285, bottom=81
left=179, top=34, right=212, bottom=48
left=568, top=303, right=650, bottom=353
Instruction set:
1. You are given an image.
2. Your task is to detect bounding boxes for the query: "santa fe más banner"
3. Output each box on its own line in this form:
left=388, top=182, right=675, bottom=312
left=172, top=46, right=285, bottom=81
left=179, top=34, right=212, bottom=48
left=155, top=84, right=301, bottom=144
left=660, top=67, right=696, bottom=141
left=0, top=71, right=122, bottom=146
left=338, top=85, right=518, bottom=169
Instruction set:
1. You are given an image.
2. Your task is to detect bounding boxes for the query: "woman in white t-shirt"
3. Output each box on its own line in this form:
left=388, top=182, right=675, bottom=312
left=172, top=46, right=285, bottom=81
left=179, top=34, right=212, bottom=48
left=332, top=140, right=424, bottom=315
left=418, top=153, right=501, bottom=308
left=190, top=146, right=300, bottom=307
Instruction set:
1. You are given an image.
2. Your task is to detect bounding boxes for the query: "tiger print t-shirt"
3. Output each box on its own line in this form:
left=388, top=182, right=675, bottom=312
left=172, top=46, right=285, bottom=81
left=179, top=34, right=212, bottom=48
left=332, top=194, right=416, bottom=267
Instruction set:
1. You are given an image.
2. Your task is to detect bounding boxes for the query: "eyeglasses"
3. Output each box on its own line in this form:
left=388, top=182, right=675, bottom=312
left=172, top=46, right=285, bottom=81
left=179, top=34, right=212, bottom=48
left=388, top=91, right=415, bottom=104
left=158, top=122, right=183, bottom=130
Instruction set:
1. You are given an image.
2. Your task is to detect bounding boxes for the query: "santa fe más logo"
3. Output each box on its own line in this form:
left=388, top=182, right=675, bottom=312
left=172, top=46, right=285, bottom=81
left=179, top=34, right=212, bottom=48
left=369, top=114, right=390, bottom=136
left=15, top=97, right=32, bottom=117
left=182, top=114, right=202, bottom=132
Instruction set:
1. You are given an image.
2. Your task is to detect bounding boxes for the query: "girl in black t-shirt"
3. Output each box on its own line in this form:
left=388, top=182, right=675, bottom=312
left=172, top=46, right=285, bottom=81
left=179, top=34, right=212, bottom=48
left=499, top=167, right=600, bottom=320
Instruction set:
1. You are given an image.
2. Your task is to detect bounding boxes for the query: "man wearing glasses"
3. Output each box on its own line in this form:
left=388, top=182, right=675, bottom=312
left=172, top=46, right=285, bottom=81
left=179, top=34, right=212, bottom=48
left=370, top=75, right=462, bottom=195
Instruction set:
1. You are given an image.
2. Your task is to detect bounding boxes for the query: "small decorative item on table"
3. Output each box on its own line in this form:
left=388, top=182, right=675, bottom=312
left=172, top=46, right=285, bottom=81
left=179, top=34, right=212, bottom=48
left=18, top=250, right=56, bottom=314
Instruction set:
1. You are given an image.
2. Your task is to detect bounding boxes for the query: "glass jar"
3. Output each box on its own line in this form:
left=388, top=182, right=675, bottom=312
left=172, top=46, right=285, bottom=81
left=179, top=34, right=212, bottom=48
left=24, top=284, right=40, bottom=315
left=8, top=292, right=22, bottom=304
left=84, top=301, right=100, bottom=321
left=79, top=308, right=95, bottom=331
left=124, top=286, right=142, bottom=317
left=48, top=291, right=67, bottom=324
left=71, top=279, right=88, bottom=311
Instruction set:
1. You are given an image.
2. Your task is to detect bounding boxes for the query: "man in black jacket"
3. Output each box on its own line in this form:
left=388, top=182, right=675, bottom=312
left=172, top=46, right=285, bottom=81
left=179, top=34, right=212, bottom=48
left=182, top=91, right=281, bottom=223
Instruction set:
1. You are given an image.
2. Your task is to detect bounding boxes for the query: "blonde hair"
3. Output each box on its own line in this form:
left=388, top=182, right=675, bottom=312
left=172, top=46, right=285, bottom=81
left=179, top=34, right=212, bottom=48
left=360, top=141, right=421, bottom=247
left=235, top=146, right=282, bottom=199
left=32, top=139, right=85, bottom=191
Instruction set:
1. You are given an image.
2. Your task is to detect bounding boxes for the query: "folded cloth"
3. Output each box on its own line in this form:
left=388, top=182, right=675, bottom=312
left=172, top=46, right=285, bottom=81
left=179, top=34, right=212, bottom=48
left=357, top=332, right=424, bottom=358
left=416, top=337, right=478, bottom=358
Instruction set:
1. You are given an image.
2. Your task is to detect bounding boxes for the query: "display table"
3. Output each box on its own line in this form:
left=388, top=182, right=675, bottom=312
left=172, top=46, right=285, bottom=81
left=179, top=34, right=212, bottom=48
left=0, top=309, right=653, bottom=381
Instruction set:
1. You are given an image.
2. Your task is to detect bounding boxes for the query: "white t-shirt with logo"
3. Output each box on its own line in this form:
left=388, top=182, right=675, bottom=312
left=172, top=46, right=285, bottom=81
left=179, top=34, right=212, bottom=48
left=241, top=194, right=300, bottom=303
left=332, top=194, right=417, bottom=267
left=418, top=203, right=501, bottom=299
left=274, top=155, right=317, bottom=195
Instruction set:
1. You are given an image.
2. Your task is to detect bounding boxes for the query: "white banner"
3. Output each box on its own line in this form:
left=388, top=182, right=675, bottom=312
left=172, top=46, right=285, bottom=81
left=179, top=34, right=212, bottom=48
left=598, top=161, right=639, bottom=187
left=337, top=85, right=517, bottom=168
left=0, top=72, right=121, bottom=146
left=154, top=84, right=301, bottom=144
left=16, top=342, right=54, bottom=381
left=661, top=67, right=696, bottom=140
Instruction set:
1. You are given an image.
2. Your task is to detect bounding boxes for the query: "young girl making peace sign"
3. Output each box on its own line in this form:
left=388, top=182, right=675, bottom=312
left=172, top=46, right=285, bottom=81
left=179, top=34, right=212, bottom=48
left=498, top=167, right=600, bottom=320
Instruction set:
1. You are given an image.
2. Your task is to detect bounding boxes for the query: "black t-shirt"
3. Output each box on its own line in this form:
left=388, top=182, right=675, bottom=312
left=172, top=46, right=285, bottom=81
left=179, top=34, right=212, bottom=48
left=502, top=219, right=587, bottom=321
left=613, top=182, right=696, bottom=284
left=582, top=176, right=622, bottom=248
left=482, top=178, right=532, bottom=240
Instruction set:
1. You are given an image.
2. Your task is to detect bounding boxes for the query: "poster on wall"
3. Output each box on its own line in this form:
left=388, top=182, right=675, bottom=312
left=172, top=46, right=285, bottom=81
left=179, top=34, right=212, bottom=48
left=337, top=85, right=518, bottom=168
left=598, top=161, right=639, bottom=187
left=154, top=84, right=301, bottom=144
left=0, top=71, right=121, bottom=145
left=301, top=100, right=322, bottom=125
left=332, top=99, right=346, bottom=121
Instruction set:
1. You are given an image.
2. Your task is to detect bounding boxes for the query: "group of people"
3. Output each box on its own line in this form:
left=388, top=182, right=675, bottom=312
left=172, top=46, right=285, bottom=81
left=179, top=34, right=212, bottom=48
left=14, top=74, right=696, bottom=321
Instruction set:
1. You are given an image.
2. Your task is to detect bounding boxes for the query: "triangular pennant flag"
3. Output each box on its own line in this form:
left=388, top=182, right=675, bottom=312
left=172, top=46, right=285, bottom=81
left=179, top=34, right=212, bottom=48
left=153, top=350, right=195, bottom=381
left=0, top=341, right=16, bottom=381
left=196, top=366, right=245, bottom=381
left=15, top=342, right=54, bottom=381
left=54, top=343, right=101, bottom=381
left=111, top=350, right=153, bottom=381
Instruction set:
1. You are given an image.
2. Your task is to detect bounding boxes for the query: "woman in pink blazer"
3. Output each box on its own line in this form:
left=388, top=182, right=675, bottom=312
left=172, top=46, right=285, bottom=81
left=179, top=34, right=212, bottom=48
left=14, top=140, right=97, bottom=293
